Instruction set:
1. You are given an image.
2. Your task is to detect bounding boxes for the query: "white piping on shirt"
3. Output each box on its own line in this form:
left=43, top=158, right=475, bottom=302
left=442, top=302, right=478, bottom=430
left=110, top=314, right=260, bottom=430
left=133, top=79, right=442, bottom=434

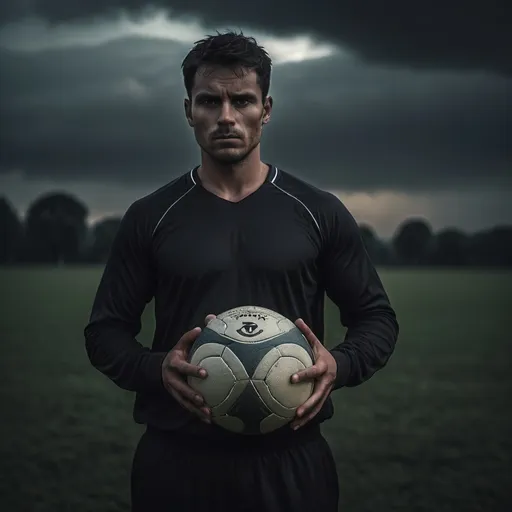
left=270, top=168, right=322, bottom=236
left=152, top=171, right=196, bottom=237
left=270, top=166, right=278, bottom=184
left=190, top=168, right=197, bottom=185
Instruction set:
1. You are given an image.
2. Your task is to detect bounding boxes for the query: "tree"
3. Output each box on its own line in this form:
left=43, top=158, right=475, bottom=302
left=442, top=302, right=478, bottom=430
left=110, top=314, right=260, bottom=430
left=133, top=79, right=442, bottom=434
left=359, top=223, right=391, bottom=265
left=87, top=216, right=122, bottom=263
left=431, top=228, right=469, bottom=266
left=468, top=226, right=512, bottom=267
left=24, top=192, right=89, bottom=264
left=0, top=197, right=23, bottom=264
left=392, top=217, right=434, bottom=265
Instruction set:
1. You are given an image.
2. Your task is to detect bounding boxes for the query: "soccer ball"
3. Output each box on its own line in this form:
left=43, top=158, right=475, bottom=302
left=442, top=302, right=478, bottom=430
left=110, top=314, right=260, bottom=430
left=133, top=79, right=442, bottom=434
left=187, top=306, right=315, bottom=435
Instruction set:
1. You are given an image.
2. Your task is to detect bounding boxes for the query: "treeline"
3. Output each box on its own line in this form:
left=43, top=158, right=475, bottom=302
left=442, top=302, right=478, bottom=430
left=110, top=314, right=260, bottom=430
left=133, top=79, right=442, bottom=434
left=1, top=192, right=512, bottom=267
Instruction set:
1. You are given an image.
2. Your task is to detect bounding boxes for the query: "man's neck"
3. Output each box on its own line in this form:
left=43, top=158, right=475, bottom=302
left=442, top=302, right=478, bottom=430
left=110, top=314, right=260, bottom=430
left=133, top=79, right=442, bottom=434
left=197, top=151, right=269, bottom=202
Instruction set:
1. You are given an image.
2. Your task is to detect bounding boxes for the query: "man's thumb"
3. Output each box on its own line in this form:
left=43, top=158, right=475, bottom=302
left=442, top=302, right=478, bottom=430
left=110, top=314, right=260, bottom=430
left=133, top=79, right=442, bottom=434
left=205, top=314, right=216, bottom=325
left=177, top=326, right=201, bottom=348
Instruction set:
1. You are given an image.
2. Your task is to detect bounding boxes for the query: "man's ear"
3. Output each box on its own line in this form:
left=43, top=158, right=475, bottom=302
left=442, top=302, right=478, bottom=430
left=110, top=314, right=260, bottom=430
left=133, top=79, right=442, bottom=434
left=262, top=95, right=273, bottom=124
left=184, top=98, right=194, bottom=127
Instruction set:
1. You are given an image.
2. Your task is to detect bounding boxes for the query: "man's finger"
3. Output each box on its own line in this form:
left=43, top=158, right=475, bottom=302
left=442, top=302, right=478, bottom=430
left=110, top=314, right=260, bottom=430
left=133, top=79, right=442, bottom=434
left=295, top=380, right=330, bottom=418
left=172, top=359, right=208, bottom=379
left=295, top=318, right=321, bottom=349
left=169, top=389, right=211, bottom=423
left=291, top=396, right=327, bottom=430
left=167, top=375, right=207, bottom=406
left=167, top=386, right=210, bottom=418
left=205, top=314, right=216, bottom=325
left=176, top=327, right=202, bottom=349
left=290, top=363, right=324, bottom=384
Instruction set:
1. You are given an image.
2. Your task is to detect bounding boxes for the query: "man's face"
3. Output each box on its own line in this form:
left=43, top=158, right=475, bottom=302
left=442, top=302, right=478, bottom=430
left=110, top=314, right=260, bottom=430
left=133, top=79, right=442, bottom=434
left=185, top=66, right=272, bottom=164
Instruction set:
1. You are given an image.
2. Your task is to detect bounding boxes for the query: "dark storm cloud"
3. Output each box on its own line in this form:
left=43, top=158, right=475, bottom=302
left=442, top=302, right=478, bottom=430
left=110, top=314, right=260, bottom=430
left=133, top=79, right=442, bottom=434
left=0, top=37, right=510, bottom=192
left=0, top=1, right=510, bottom=76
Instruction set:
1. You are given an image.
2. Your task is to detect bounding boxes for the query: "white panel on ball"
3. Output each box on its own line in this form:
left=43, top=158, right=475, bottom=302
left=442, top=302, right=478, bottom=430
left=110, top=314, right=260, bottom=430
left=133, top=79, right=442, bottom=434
left=264, top=356, right=313, bottom=409
left=188, top=343, right=249, bottom=408
left=188, top=355, right=235, bottom=408
left=252, top=379, right=296, bottom=419
left=276, top=343, right=315, bottom=368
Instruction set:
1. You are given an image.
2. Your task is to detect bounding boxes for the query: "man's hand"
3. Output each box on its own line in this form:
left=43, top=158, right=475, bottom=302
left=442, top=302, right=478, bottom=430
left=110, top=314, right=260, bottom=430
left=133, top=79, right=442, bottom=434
left=162, top=325, right=212, bottom=423
left=290, top=318, right=338, bottom=430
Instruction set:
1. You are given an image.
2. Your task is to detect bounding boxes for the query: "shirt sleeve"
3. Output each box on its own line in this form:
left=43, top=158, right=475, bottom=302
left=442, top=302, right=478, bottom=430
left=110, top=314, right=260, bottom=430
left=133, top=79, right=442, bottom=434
left=320, top=196, right=399, bottom=390
left=84, top=202, right=167, bottom=393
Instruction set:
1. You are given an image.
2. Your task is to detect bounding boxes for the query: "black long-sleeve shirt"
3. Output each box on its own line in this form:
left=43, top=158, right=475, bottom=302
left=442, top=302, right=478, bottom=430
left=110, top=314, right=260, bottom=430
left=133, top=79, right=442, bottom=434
left=84, top=164, right=399, bottom=439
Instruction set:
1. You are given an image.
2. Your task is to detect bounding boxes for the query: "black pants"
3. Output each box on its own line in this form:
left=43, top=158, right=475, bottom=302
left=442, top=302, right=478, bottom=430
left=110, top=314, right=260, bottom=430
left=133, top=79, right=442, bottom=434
left=131, top=424, right=339, bottom=512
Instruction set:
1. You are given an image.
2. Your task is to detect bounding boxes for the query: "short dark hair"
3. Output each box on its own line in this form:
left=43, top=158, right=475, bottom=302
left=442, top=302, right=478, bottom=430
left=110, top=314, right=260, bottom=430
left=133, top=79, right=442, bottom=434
left=181, top=31, right=272, bottom=101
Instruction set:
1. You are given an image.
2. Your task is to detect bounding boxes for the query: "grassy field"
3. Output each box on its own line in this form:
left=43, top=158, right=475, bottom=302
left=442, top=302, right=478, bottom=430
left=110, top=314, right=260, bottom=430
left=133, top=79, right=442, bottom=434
left=0, top=268, right=511, bottom=511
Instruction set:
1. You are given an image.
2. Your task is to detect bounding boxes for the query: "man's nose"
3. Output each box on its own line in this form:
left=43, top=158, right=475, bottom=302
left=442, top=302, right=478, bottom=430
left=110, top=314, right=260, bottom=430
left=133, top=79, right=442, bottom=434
left=218, top=101, right=236, bottom=124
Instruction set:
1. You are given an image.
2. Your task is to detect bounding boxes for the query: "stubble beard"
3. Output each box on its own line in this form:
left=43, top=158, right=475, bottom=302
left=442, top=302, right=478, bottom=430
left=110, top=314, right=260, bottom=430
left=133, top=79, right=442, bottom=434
left=199, top=136, right=260, bottom=166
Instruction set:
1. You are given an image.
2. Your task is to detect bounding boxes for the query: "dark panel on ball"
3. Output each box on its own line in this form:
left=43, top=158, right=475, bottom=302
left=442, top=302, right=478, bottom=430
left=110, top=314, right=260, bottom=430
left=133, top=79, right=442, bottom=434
left=188, top=327, right=229, bottom=358
left=227, top=381, right=271, bottom=435
left=227, top=327, right=315, bottom=377
left=269, top=327, right=314, bottom=359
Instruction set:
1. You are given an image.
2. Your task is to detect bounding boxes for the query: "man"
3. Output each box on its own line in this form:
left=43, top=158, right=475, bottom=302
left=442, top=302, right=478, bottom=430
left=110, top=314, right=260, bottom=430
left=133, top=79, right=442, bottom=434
left=85, top=31, right=399, bottom=512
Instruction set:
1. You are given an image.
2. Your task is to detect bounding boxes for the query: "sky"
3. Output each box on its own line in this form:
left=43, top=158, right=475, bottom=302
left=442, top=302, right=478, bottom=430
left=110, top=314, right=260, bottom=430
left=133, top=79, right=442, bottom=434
left=0, top=1, right=510, bottom=238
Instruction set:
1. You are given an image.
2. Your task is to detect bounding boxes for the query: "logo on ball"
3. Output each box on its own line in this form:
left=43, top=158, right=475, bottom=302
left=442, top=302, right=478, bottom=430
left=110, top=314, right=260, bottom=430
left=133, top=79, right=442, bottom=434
left=236, top=321, right=263, bottom=337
